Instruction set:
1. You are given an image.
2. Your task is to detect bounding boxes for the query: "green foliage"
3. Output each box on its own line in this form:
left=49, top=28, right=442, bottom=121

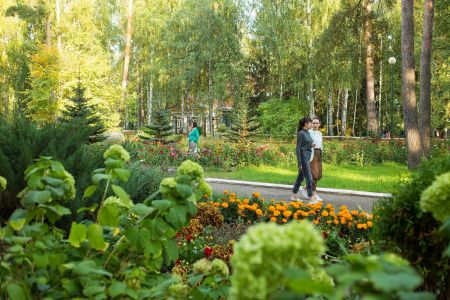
left=27, top=46, right=61, bottom=125
left=0, top=116, right=104, bottom=221
left=140, top=110, right=173, bottom=143
left=225, top=99, right=259, bottom=143
left=0, top=176, right=6, bottom=190
left=420, top=172, right=450, bottom=222
left=229, top=221, right=331, bottom=300
left=61, top=80, right=105, bottom=138
left=257, top=98, right=308, bottom=140
left=374, top=155, right=450, bottom=295
left=0, top=145, right=218, bottom=299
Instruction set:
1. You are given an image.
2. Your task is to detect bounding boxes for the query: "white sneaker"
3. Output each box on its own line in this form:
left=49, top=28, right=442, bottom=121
left=299, top=186, right=308, bottom=198
left=315, top=194, right=323, bottom=202
left=291, top=194, right=300, bottom=201
left=309, top=196, right=320, bottom=205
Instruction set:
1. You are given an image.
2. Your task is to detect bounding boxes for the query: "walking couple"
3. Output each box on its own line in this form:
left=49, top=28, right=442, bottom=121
left=292, top=116, right=323, bottom=204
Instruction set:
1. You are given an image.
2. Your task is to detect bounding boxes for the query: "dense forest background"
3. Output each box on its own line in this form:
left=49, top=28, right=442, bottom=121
left=1, top=0, right=448, bottom=137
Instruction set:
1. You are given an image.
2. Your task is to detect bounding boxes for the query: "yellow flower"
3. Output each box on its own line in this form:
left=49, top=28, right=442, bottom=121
left=351, top=210, right=358, bottom=216
left=361, top=224, right=368, bottom=230
left=224, top=190, right=229, bottom=195
left=326, top=220, right=332, bottom=224
left=283, top=211, right=292, bottom=218
left=347, top=222, right=353, bottom=228
left=230, top=192, right=236, bottom=198
left=238, top=205, right=245, bottom=210
left=282, top=218, right=287, bottom=223
left=293, top=213, right=298, bottom=219
left=357, top=224, right=363, bottom=229
left=229, top=198, right=235, bottom=203
left=256, top=209, right=263, bottom=216
left=273, top=210, right=280, bottom=217
left=313, top=220, right=319, bottom=225
left=221, top=202, right=229, bottom=208
left=268, top=205, right=275, bottom=212
left=340, top=205, right=348, bottom=211
left=333, top=219, right=339, bottom=225
left=252, top=192, right=260, bottom=198
left=367, top=221, right=373, bottom=228
left=340, top=218, right=347, bottom=225
left=321, top=211, right=329, bottom=217
left=243, top=198, right=249, bottom=205
left=270, top=217, right=277, bottom=222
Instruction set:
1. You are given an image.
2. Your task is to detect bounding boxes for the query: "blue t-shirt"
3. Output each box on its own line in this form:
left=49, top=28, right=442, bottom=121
left=188, top=127, right=200, bottom=144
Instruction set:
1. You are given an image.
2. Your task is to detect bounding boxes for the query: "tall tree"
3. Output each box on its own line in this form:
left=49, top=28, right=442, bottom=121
left=363, top=0, right=378, bottom=134
left=419, top=0, right=435, bottom=158
left=122, top=0, right=133, bottom=129
left=401, top=0, right=422, bottom=169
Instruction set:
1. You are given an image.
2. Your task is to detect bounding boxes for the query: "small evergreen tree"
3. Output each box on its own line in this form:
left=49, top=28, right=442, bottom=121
left=61, top=81, right=104, bottom=137
left=140, top=110, right=173, bottom=143
left=225, top=99, right=259, bottom=143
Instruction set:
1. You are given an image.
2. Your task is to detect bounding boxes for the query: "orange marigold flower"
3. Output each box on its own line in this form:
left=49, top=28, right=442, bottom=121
left=293, top=213, right=298, bottom=219
left=270, top=217, right=277, bottom=222
left=282, top=218, right=288, bottom=223
left=270, top=199, right=275, bottom=203
left=238, top=205, right=245, bottom=210
left=340, top=218, right=347, bottom=225
left=283, top=211, right=292, bottom=218
left=313, top=220, right=319, bottom=225
left=347, top=222, right=353, bottom=228
left=252, top=192, right=260, bottom=198
left=221, top=202, right=229, bottom=208
left=326, top=220, right=332, bottom=224
left=223, top=190, right=229, bottom=195
left=243, top=198, right=249, bottom=205
left=213, top=202, right=220, bottom=207
left=256, top=209, right=263, bottom=216
left=268, top=205, right=275, bottom=212
left=367, top=221, right=373, bottom=228
left=229, top=198, right=235, bottom=203
left=321, top=211, right=329, bottom=217
left=340, top=205, right=348, bottom=211
left=362, top=224, right=368, bottom=230
left=273, top=210, right=280, bottom=217
left=351, top=210, right=358, bottom=216
left=230, top=193, right=236, bottom=198
left=333, top=219, right=339, bottom=225
left=357, top=224, right=363, bottom=229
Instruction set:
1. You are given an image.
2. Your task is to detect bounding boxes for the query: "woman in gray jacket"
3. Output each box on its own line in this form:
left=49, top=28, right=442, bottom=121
left=291, top=116, right=319, bottom=204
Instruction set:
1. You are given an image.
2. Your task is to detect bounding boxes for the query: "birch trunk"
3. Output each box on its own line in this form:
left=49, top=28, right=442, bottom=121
left=378, top=38, right=383, bottom=133
left=401, top=0, right=422, bottom=169
left=121, top=0, right=133, bottom=129
left=335, top=89, right=341, bottom=136
left=352, top=89, right=358, bottom=136
left=56, top=0, right=61, bottom=51
left=342, top=88, right=349, bottom=136
left=147, top=77, right=153, bottom=125
left=327, top=87, right=334, bottom=136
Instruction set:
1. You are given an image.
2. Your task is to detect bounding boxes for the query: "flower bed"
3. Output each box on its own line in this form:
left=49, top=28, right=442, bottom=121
left=175, top=190, right=375, bottom=267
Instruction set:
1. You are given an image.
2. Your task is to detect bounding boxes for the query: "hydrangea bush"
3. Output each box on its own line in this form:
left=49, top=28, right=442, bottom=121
left=420, top=172, right=450, bottom=222
left=230, top=221, right=332, bottom=299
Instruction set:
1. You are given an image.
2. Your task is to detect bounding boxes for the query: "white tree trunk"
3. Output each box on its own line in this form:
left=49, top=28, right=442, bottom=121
left=56, top=0, right=61, bottom=51
left=335, top=89, right=341, bottom=136
left=147, top=77, right=153, bottom=125
left=121, top=0, right=133, bottom=128
left=352, top=89, right=358, bottom=136
left=327, top=87, right=334, bottom=136
left=342, top=88, right=349, bottom=135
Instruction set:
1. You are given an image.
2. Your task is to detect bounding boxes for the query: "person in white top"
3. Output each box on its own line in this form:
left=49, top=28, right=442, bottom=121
left=299, top=116, right=323, bottom=201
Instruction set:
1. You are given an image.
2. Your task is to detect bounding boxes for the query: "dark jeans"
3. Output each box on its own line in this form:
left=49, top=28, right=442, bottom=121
left=293, top=150, right=313, bottom=197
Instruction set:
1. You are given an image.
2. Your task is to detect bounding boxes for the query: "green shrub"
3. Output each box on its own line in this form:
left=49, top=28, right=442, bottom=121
left=374, top=155, right=450, bottom=298
left=420, top=172, right=450, bottom=222
left=0, top=116, right=104, bottom=221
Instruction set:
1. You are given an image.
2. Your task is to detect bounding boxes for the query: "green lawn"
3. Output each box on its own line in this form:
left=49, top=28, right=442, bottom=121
left=206, top=163, right=409, bottom=193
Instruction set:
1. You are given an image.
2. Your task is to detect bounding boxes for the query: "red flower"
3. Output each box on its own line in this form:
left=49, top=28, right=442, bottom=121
left=204, top=246, right=213, bottom=258
left=322, top=231, right=329, bottom=239
left=186, top=234, right=193, bottom=242
left=176, top=259, right=182, bottom=266
left=159, top=150, right=164, bottom=155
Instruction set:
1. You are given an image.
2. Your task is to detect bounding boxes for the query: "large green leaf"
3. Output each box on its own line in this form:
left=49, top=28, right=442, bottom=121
left=6, top=283, right=27, bottom=300
left=22, top=190, right=52, bottom=205
left=69, top=222, right=87, bottom=248
left=8, top=209, right=27, bottom=231
left=40, top=204, right=70, bottom=216
left=92, top=173, right=111, bottom=184
left=109, top=281, right=127, bottom=298
left=87, top=224, right=109, bottom=251
left=175, top=183, right=193, bottom=198
left=152, top=200, right=171, bottom=211
left=130, top=204, right=155, bottom=216
left=166, top=206, right=188, bottom=228
left=83, top=284, right=106, bottom=297
left=113, top=168, right=131, bottom=182
left=33, top=253, right=49, bottom=268
left=98, top=205, right=120, bottom=227
left=83, top=185, right=98, bottom=199
left=125, top=227, right=151, bottom=250
left=164, top=239, right=179, bottom=264
left=73, top=260, right=112, bottom=277
left=111, top=184, right=133, bottom=208
left=371, top=270, right=422, bottom=292
left=144, top=240, right=162, bottom=257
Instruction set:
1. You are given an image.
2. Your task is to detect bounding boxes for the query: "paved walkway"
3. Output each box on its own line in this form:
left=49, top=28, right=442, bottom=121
left=206, top=178, right=391, bottom=212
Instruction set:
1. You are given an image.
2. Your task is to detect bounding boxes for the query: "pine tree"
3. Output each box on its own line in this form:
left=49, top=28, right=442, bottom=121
left=62, top=81, right=104, bottom=137
left=139, top=110, right=173, bottom=143
left=225, top=100, right=259, bottom=143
